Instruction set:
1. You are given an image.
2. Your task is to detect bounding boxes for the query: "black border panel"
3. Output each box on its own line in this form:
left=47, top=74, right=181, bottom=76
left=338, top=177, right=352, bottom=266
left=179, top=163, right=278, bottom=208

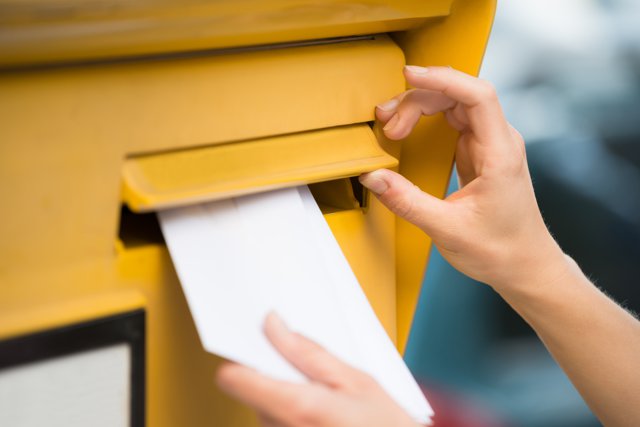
left=0, top=310, right=145, bottom=427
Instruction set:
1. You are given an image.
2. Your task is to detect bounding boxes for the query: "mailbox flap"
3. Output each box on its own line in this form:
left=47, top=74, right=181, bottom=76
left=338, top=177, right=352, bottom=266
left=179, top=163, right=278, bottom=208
left=122, top=124, right=397, bottom=212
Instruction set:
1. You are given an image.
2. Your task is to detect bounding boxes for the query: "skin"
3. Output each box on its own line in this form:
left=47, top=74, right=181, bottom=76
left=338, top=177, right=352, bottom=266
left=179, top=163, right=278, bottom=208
left=216, top=66, right=640, bottom=427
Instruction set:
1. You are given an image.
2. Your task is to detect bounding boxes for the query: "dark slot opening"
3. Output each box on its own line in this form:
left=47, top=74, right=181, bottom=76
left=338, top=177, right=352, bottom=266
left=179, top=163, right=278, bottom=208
left=308, top=177, right=368, bottom=214
left=118, top=205, right=164, bottom=248
left=349, top=176, right=368, bottom=209
left=118, top=177, right=368, bottom=248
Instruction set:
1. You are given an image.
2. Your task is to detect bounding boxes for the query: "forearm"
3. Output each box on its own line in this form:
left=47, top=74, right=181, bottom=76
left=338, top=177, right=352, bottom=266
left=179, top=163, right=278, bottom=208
left=498, top=252, right=640, bottom=426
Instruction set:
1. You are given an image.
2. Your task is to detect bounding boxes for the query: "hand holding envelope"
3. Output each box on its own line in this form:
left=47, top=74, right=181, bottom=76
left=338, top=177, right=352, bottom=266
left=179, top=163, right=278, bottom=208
left=217, top=312, right=423, bottom=427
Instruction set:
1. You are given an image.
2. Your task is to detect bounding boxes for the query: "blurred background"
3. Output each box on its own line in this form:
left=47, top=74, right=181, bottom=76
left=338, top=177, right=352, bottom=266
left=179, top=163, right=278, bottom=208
left=406, top=1, right=640, bottom=426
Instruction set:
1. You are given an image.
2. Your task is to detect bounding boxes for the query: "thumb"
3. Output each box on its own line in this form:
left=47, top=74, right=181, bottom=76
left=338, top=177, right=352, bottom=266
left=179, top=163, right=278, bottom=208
left=263, top=312, right=373, bottom=390
left=359, top=169, right=450, bottom=235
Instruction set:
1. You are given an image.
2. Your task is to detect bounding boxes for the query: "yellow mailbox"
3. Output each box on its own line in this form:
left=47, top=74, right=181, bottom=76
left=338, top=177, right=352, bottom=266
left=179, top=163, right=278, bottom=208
left=0, top=1, right=495, bottom=425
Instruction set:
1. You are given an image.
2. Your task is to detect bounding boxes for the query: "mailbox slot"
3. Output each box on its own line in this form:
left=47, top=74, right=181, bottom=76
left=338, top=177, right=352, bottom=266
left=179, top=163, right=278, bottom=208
left=122, top=124, right=396, bottom=213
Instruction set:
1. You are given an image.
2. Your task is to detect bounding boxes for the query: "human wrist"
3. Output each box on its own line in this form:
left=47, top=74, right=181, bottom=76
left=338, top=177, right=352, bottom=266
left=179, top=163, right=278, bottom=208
left=490, top=236, right=573, bottom=303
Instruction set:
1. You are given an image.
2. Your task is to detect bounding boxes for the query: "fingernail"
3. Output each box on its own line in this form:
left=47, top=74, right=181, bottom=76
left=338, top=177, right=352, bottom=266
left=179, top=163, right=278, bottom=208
left=383, top=113, right=399, bottom=131
left=376, top=98, right=399, bottom=112
left=404, top=65, right=429, bottom=75
left=266, top=311, right=288, bottom=333
left=359, top=171, right=388, bottom=195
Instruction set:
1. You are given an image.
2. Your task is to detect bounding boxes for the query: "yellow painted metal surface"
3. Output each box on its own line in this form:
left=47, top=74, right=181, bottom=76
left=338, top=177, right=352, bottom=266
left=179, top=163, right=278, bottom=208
left=0, top=34, right=405, bottom=156
left=0, top=289, right=145, bottom=342
left=0, top=0, right=495, bottom=424
left=123, top=125, right=398, bottom=212
left=393, top=0, right=498, bottom=352
left=0, top=0, right=452, bottom=67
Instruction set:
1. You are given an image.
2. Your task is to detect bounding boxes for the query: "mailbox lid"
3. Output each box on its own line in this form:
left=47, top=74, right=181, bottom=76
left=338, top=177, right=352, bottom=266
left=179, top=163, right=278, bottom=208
left=0, top=0, right=453, bottom=67
left=122, top=124, right=397, bottom=212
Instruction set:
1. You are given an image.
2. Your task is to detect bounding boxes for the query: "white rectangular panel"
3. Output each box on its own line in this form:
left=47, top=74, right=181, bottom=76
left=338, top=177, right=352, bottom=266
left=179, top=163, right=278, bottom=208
left=0, top=344, right=130, bottom=427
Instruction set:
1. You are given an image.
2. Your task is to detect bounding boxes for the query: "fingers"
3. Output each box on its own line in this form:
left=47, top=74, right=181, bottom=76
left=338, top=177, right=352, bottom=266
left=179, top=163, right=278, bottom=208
left=359, top=169, right=452, bottom=237
left=216, top=362, right=302, bottom=419
left=375, top=97, right=401, bottom=122
left=264, top=312, right=375, bottom=391
left=376, top=89, right=459, bottom=140
left=257, top=413, right=281, bottom=427
left=217, top=362, right=332, bottom=426
left=402, top=65, right=512, bottom=144
left=387, top=89, right=459, bottom=139
left=404, top=65, right=494, bottom=107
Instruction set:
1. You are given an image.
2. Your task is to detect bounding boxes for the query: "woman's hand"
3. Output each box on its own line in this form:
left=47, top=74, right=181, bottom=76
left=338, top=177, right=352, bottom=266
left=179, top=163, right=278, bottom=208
left=216, top=313, right=421, bottom=427
left=364, top=67, right=640, bottom=427
left=361, top=65, right=569, bottom=296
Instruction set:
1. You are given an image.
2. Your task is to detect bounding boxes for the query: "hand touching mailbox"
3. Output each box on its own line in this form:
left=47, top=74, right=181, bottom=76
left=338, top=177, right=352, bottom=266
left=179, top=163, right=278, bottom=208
left=362, top=65, right=566, bottom=297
